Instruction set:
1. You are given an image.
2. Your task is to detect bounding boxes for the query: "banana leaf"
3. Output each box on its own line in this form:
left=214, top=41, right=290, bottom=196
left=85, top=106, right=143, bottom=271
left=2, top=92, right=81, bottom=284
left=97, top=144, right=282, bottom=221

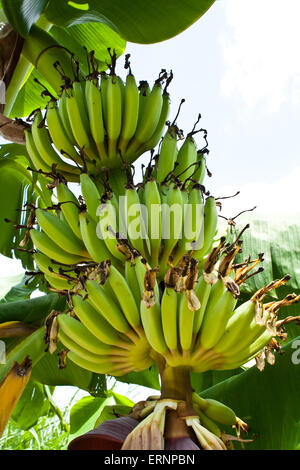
left=233, top=215, right=300, bottom=340
left=3, top=0, right=216, bottom=44
left=0, top=144, right=49, bottom=269
left=11, top=379, right=50, bottom=430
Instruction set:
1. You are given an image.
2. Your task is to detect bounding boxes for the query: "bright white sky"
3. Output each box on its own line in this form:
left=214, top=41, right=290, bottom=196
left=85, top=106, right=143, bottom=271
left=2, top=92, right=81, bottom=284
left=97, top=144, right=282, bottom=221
left=1, top=0, right=300, bottom=400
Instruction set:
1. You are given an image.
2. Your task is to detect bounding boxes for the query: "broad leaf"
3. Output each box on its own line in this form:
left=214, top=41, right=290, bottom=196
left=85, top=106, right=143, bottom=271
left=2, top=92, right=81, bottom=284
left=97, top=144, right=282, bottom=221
left=31, top=341, right=107, bottom=394
left=0, top=274, right=40, bottom=303
left=191, top=368, right=243, bottom=393
left=94, top=404, right=132, bottom=428
left=117, top=364, right=160, bottom=390
left=0, top=293, right=65, bottom=325
left=0, top=144, right=48, bottom=269
left=45, top=0, right=216, bottom=44
left=11, top=379, right=50, bottom=430
left=201, top=336, right=300, bottom=450
left=233, top=215, right=300, bottom=340
left=69, top=395, right=111, bottom=442
left=2, top=0, right=48, bottom=37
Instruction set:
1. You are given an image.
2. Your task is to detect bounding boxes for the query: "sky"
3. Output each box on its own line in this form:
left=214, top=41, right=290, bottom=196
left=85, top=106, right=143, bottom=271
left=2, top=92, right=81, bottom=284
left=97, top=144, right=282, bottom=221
left=1, top=0, right=300, bottom=399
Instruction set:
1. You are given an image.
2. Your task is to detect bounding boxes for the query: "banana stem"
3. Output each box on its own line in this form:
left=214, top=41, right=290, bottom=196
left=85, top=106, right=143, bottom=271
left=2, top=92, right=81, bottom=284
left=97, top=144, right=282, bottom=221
left=43, top=385, right=69, bottom=433
left=160, top=365, right=193, bottom=404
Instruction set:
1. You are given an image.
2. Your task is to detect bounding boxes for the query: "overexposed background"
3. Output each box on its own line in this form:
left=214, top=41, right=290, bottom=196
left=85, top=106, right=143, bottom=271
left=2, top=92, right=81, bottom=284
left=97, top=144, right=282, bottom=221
left=1, top=0, right=300, bottom=402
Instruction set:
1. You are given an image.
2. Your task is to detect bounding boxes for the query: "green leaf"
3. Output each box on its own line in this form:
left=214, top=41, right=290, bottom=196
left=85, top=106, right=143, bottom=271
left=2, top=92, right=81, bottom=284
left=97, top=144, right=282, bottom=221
left=201, top=337, right=300, bottom=450
left=2, top=0, right=48, bottom=36
left=0, top=274, right=24, bottom=301
left=0, top=145, right=45, bottom=269
left=94, top=404, right=132, bottom=428
left=69, top=395, right=111, bottom=442
left=0, top=293, right=65, bottom=325
left=117, top=364, right=160, bottom=390
left=45, top=0, right=216, bottom=44
left=233, top=215, right=300, bottom=340
left=110, top=391, right=134, bottom=407
left=11, top=380, right=50, bottom=430
left=0, top=274, right=40, bottom=303
left=31, top=341, right=106, bottom=393
left=191, top=368, right=244, bottom=393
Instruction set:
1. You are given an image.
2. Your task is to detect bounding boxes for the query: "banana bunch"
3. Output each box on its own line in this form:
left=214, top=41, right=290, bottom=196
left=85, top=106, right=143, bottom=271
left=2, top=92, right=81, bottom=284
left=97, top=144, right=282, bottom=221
left=47, top=259, right=153, bottom=376
left=29, top=167, right=216, bottom=284
left=25, top=53, right=172, bottom=178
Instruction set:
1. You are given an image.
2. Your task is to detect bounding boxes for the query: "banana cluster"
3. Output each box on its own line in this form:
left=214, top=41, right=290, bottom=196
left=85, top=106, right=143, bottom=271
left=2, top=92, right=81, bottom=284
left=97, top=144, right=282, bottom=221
left=25, top=54, right=172, bottom=178
left=29, top=161, right=215, bottom=284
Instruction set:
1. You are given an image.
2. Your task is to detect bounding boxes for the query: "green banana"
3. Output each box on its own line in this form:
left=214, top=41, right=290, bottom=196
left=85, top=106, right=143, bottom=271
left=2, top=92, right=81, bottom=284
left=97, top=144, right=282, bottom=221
left=107, top=264, right=141, bottom=330
left=118, top=72, right=140, bottom=155
left=44, top=274, right=75, bottom=291
left=66, top=82, right=96, bottom=161
left=214, top=300, right=257, bottom=355
left=193, top=197, right=218, bottom=259
left=79, top=211, right=113, bottom=263
left=56, top=182, right=82, bottom=239
left=67, top=350, right=133, bottom=376
left=125, top=186, right=151, bottom=259
left=96, top=197, right=125, bottom=262
left=143, top=179, right=162, bottom=266
left=58, top=89, right=77, bottom=145
left=156, top=125, right=178, bottom=184
left=72, top=295, right=124, bottom=347
left=106, top=74, right=123, bottom=159
left=85, top=79, right=108, bottom=164
left=46, top=100, right=81, bottom=164
left=161, top=287, right=178, bottom=352
left=85, top=279, right=130, bottom=334
left=192, top=276, right=212, bottom=336
left=137, top=90, right=170, bottom=157
left=178, top=292, right=195, bottom=353
left=159, top=182, right=184, bottom=272
left=79, top=173, right=102, bottom=222
left=174, top=135, right=197, bottom=182
left=192, top=394, right=237, bottom=426
left=126, top=80, right=163, bottom=156
left=199, top=288, right=238, bottom=351
left=31, top=109, right=80, bottom=177
left=140, top=300, right=168, bottom=356
left=30, top=229, right=85, bottom=265
left=25, top=129, right=53, bottom=173
left=35, top=208, right=87, bottom=257
left=172, top=184, right=204, bottom=265
left=125, top=260, right=142, bottom=308
left=34, top=252, right=76, bottom=281
left=57, top=314, right=118, bottom=356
